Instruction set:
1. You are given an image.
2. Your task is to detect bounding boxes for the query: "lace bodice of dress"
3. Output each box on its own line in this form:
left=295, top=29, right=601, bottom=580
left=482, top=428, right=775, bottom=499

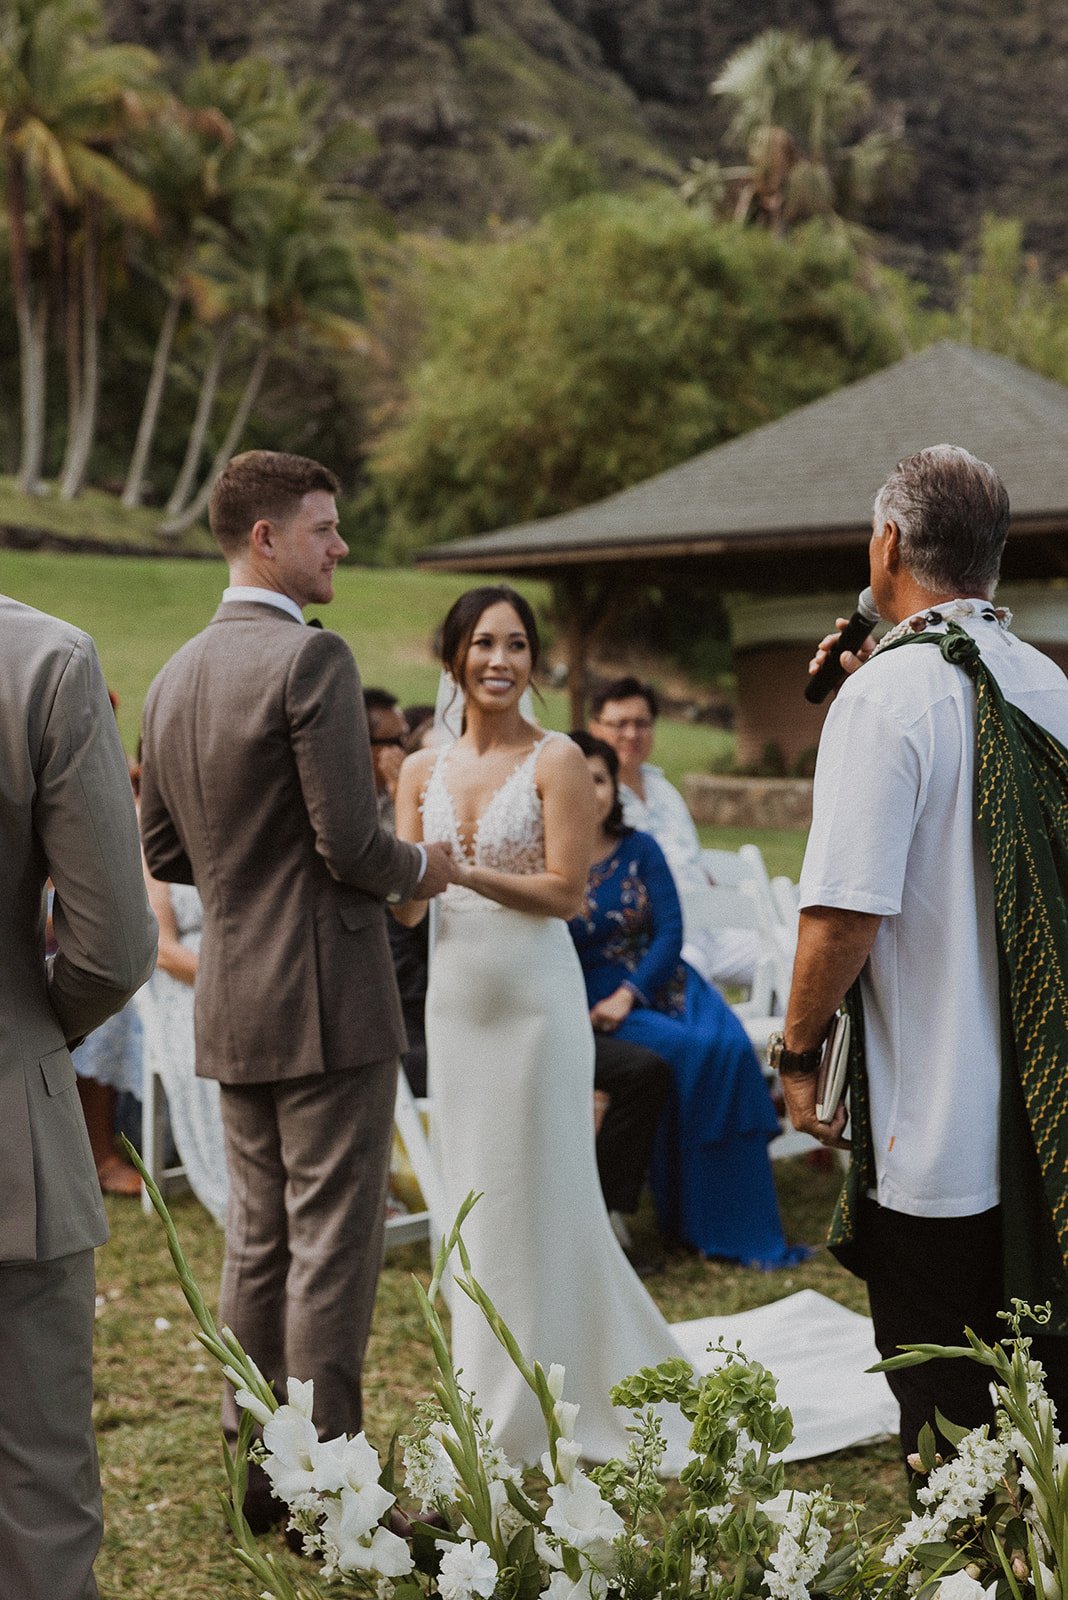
left=421, top=731, right=560, bottom=910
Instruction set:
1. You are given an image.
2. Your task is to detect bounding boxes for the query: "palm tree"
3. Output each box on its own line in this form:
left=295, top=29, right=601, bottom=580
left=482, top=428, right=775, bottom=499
left=118, top=61, right=254, bottom=509
left=683, top=31, right=910, bottom=235
left=120, top=57, right=353, bottom=509
left=157, top=188, right=369, bottom=536
left=0, top=0, right=158, bottom=493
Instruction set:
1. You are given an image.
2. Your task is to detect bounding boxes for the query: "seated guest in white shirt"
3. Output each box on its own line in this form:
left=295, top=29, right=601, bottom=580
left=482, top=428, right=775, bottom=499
left=589, top=676, right=758, bottom=988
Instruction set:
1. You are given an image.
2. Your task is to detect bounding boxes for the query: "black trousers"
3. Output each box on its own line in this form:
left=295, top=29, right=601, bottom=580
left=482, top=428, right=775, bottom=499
left=860, top=1196, right=1068, bottom=1459
left=594, top=1035, right=672, bottom=1215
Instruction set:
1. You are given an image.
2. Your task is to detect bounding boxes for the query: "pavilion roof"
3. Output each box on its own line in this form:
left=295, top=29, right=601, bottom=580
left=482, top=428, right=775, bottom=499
left=415, top=342, right=1068, bottom=584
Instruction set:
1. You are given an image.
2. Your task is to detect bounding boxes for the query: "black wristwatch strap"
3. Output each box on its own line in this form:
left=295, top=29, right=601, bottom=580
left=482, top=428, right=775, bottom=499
left=768, top=1031, right=824, bottom=1078
left=778, top=1044, right=823, bottom=1077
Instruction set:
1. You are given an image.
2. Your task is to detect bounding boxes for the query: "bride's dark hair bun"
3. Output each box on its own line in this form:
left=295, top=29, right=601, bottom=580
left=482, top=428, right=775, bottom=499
left=441, top=586, right=541, bottom=681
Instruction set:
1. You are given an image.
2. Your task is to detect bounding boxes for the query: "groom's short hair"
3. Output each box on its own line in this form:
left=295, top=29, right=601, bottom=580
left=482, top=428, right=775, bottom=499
left=210, top=450, right=340, bottom=556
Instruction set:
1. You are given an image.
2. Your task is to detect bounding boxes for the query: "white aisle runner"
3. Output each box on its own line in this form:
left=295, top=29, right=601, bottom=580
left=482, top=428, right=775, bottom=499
left=673, top=1288, right=899, bottom=1462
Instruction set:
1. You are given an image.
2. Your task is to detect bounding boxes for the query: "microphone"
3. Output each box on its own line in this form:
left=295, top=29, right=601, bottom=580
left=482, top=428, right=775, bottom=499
left=804, top=587, right=881, bottom=704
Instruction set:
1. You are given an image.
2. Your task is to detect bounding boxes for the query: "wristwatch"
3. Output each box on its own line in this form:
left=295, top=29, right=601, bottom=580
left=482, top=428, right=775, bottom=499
left=766, top=1032, right=823, bottom=1078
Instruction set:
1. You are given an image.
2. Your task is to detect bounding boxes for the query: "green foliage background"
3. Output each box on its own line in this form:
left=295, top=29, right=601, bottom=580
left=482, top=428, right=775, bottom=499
left=371, top=199, right=902, bottom=552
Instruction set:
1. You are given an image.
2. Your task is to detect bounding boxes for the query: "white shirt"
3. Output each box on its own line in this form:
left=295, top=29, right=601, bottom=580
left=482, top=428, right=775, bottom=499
left=222, top=585, right=305, bottom=623
left=620, top=765, right=757, bottom=987
left=800, top=606, right=1068, bottom=1218
left=620, top=766, right=707, bottom=893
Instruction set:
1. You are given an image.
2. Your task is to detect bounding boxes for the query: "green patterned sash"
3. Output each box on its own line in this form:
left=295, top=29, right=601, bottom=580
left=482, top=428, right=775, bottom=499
left=827, top=624, right=1068, bottom=1331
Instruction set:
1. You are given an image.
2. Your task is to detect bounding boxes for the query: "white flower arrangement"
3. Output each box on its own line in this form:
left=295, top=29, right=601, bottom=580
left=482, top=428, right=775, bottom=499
left=130, top=1139, right=1068, bottom=1600
left=875, top=1300, right=1068, bottom=1600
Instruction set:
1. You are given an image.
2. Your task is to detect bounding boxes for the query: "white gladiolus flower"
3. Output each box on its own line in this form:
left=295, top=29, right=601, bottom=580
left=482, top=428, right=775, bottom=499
left=339, top=1432, right=393, bottom=1519
left=437, top=1539, right=499, bottom=1600
left=323, top=1511, right=414, bottom=1579
left=554, top=1401, right=581, bottom=1440
left=231, top=1385, right=274, bottom=1428
left=487, top=1475, right=526, bottom=1541
left=545, top=1471, right=625, bottom=1563
left=285, top=1377, right=315, bottom=1417
left=934, top=1572, right=997, bottom=1600
left=261, top=1409, right=348, bottom=1504
left=542, top=1569, right=609, bottom=1600
left=547, top=1365, right=566, bottom=1401
left=542, top=1437, right=583, bottom=1486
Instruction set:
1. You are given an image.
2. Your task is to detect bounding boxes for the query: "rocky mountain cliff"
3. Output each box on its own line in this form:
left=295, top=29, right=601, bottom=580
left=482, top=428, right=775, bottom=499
left=105, top=0, right=1068, bottom=270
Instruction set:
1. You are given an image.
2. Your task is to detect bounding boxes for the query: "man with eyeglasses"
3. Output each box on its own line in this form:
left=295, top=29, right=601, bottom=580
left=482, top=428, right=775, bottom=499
left=364, top=687, right=409, bottom=829
left=589, top=675, right=757, bottom=988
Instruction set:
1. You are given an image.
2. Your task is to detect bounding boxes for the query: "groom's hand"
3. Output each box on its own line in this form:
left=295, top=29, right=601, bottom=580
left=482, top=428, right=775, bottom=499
left=413, top=840, right=457, bottom=899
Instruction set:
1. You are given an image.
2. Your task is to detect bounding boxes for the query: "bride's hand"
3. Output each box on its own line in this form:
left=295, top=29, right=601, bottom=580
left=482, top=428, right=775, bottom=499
left=451, top=853, right=475, bottom=890
left=590, top=985, right=636, bottom=1033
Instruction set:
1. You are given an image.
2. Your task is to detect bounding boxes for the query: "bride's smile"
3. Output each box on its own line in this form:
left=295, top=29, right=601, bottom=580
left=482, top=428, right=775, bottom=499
left=461, top=600, right=533, bottom=715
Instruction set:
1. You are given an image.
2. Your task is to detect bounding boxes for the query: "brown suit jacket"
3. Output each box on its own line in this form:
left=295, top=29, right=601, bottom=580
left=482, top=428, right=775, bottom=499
left=139, top=600, right=422, bottom=1084
left=0, top=596, right=157, bottom=1263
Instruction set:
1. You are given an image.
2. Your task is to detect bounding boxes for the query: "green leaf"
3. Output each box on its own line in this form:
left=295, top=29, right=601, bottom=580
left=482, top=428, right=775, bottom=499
left=934, top=1409, right=975, bottom=1448
left=916, top=1421, right=939, bottom=1472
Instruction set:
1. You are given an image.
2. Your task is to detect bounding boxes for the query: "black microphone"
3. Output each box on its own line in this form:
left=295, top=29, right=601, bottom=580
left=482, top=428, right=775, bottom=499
left=804, top=587, right=881, bottom=704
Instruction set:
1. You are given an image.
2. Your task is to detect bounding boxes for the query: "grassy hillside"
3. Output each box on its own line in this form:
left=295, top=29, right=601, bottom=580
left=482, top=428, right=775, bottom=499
left=0, top=554, right=761, bottom=851
left=0, top=475, right=215, bottom=557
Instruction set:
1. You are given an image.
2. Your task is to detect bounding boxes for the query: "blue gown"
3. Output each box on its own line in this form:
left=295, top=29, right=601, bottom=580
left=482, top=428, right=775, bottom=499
left=568, top=829, right=806, bottom=1269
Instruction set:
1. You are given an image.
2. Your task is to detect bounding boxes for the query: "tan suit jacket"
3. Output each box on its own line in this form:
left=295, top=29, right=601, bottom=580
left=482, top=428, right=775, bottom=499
left=139, top=601, right=422, bottom=1084
left=0, top=596, right=157, bottom=1264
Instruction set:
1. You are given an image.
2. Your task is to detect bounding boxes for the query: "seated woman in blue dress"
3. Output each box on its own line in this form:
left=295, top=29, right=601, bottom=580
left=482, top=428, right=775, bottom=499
left=567, top=731, right=808, bottom=1269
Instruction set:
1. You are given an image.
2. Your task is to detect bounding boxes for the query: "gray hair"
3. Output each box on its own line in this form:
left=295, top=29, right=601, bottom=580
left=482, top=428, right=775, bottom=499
left=872, top=444, right=1009, bottom=595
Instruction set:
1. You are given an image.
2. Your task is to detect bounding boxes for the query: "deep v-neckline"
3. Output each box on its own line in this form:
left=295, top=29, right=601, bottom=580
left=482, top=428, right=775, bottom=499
left=436, top=735, right=547, bottom=863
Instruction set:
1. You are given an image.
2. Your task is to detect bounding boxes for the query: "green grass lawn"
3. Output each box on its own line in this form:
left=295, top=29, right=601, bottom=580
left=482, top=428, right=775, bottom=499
left=94, top=1161, right=901, bottom=1598
left=0, top=550, right=747, bottom=806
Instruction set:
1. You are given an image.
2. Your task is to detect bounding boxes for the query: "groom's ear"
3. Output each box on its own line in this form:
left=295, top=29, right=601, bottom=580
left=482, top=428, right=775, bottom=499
left=250, top=517, right=278, bottom=560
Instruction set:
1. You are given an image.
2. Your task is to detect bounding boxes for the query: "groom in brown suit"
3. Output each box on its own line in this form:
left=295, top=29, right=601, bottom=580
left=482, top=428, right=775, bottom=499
left=140, top=452, right=454, bottom=1525
left=1, top=595, right=157, bottom=1599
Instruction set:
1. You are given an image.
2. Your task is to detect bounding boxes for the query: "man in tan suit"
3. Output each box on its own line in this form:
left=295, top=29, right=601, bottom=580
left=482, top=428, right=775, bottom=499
left=139, top=451, right=453, bottom=1528
left=0, top=596, right=157, bottom=1600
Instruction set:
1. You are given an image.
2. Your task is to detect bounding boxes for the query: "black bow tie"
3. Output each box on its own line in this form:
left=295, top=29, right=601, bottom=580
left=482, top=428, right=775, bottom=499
left=307, top=617, right=323, bottom=629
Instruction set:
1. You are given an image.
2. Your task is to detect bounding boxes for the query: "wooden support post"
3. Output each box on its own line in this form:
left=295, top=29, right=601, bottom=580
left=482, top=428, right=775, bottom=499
left=565, top=589, right=589, bottom=729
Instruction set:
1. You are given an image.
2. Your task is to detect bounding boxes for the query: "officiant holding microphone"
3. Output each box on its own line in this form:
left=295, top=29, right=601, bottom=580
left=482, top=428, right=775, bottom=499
left=778, top=444, right=1068, bottom=1460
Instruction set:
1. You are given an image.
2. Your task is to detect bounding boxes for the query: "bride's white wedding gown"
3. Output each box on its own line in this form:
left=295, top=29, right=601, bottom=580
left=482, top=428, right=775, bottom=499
left=422, top=731, right=692, bottom=1467
left=421, top=730, right=899, bottom=1471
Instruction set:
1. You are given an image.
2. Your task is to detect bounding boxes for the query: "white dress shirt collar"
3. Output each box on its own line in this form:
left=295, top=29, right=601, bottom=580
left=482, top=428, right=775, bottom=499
left=222, top=586, right=304, bottom=625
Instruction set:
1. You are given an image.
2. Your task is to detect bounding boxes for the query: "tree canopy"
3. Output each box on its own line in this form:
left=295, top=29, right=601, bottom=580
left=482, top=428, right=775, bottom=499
left=370, top=194, right=903, bottom=550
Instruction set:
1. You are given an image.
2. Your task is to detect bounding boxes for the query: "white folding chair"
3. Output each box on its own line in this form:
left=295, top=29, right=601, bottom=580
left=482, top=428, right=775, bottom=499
left=387, top=1076, right=440, bottom=1251
left=771, top=874, right=801, bottom=927
left=679, top=882, right=818, bottom=1159
left=700, top=848, right=753, bottom=888
left=134, top=986, right=191, bottom=1215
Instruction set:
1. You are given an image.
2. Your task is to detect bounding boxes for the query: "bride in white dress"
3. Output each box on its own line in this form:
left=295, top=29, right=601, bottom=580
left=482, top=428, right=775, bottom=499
left=394, top=585, right=691, bottom=1469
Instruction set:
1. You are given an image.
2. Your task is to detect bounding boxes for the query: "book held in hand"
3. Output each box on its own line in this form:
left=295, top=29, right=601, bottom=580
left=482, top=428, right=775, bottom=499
left=815, top=1009, right=851, bottom=1123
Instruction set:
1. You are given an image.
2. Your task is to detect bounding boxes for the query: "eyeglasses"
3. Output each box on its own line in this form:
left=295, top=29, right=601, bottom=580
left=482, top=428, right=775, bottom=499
left=370, top=736, right=406, bottom=749
left=596, top=718, right=653, bottom=733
